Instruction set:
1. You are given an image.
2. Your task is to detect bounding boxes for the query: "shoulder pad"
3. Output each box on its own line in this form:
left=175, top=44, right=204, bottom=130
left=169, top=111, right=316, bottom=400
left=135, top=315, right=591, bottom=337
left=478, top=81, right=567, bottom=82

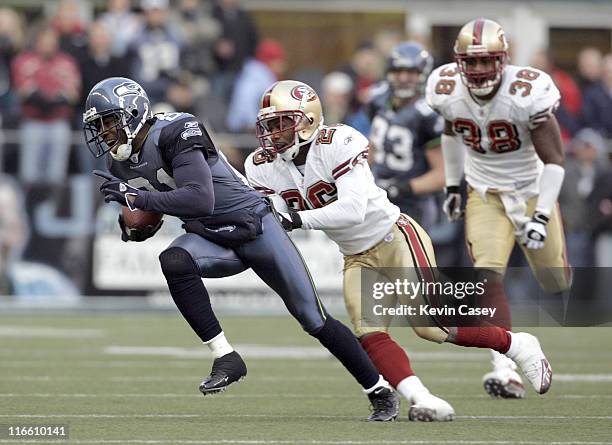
left=155, top=111, right=194, bottom=123
left=244, top=149, right=277, bottom=193
left=504, top=65, right=561, bottom=128
left=415, top=98, right=436, bottom=116
left=246, top=148, right=277, bottom=168
left=316, top=124, right=362, bottom=148
left=425, top=63, right=461, bottom=116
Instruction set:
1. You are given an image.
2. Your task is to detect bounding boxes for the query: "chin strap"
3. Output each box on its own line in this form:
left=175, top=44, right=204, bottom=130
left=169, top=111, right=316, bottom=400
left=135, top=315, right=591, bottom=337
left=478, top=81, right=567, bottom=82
left=279, top=143, right=300, bottom=161
left=111, top=142, right=133, bottom=161
left=279, top=127, right=320, bottom=161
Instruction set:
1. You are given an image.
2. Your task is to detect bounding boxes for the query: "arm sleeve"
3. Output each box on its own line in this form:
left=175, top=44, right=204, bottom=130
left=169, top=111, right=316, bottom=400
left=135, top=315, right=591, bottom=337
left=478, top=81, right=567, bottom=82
left=535, top=163, right=565, bottom=217
left=298, top=163, right=369, bottom=230
left=134, top=149, right=215, bottom=218
left=441, top=133, right=465, bottom=187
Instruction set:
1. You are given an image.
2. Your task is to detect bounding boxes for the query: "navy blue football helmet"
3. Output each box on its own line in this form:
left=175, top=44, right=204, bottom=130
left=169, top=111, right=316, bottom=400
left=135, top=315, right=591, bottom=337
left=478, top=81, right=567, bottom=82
left=83, top=77, right=153, bottom=161
left=386, top=42, right=434, bottom=99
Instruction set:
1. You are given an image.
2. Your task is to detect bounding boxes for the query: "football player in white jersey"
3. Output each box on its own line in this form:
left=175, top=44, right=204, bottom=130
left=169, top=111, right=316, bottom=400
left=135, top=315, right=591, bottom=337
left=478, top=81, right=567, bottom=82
left=426, top=18, right=572, bottom=399
left=245, top=79, right=554, bottom=421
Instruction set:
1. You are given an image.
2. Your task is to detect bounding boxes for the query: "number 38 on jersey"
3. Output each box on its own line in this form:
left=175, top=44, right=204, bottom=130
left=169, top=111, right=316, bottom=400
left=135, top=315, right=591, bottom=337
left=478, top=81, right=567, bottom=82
left=427, top=63, right=560, bottom=157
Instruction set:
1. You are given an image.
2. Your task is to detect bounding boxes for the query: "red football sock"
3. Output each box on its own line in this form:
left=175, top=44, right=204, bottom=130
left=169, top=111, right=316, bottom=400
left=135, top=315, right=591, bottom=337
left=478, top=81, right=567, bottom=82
left=452, top=326, right=511, bottom=353
left=480, top=280, right=512, bottom=330
left=359, top=332, right=414, bottom=387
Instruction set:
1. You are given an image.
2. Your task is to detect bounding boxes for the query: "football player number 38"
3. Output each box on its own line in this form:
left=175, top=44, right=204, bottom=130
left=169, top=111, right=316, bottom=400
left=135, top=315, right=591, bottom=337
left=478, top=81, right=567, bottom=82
left=453, top=119, right=521, bottom=154
left=369, top=116, right=414, bottom=171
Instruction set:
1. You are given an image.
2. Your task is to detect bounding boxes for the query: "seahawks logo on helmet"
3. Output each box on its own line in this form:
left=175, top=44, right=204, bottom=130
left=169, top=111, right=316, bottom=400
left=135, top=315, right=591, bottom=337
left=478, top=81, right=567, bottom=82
left=113, top=82, right=146, bottom=99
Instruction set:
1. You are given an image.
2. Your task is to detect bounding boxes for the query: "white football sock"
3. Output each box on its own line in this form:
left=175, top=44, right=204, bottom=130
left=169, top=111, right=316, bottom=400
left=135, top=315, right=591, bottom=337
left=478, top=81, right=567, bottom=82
left=397, top=375, right=430, bottom=403
left=505, top=331, right=520, bottom=360
left=490, top=348, right=517, bottom=370
left=363, top=375, right=391, bottom=394
left=203, top=331, right=234, bottom=359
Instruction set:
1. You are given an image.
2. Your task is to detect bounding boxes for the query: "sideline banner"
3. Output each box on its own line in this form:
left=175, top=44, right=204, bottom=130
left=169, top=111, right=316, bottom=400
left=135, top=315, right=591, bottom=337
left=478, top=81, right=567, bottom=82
left=92, top=217, right=344, bottom=292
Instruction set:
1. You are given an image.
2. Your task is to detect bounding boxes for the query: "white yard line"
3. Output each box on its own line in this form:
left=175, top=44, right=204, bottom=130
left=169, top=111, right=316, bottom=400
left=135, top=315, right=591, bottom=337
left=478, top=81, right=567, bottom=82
left=0, top=414, right=611, bottom=420
left=4, top=373, right=612, bottom=383
left=556, top=374, right=612, bottom=382
left=0, top=361, right=199, bottom=368
left=2, top=393, right=612, bottom=400
left=102, top=346, right=488, bottom=361
left=0, top=440, right=611, bottom=444
left=0, top=326, right=105, bottom=338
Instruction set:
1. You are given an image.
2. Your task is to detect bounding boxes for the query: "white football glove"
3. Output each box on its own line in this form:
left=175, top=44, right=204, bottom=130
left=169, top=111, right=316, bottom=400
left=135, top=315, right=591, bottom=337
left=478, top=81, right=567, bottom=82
left=524, top=211, right=549, bottom=249
left=443, top=186, right=463, bottom=222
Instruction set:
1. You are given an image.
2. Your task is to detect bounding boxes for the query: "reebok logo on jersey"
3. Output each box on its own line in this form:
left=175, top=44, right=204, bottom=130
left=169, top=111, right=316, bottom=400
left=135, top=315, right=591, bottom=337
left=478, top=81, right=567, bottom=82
left=344, top=136, right=353, bottom=145
left=119, top=183, right=127, bottom=192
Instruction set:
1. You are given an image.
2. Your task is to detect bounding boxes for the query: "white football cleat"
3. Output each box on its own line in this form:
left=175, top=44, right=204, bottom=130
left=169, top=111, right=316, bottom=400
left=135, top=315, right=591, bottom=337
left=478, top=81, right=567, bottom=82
left=483, top=350, right=525, bottom=399
left=504, top=332, right=552, bottom=394
left=408, top=392, right=455, bottom=422
left=483, top=367, right=525, bottom=399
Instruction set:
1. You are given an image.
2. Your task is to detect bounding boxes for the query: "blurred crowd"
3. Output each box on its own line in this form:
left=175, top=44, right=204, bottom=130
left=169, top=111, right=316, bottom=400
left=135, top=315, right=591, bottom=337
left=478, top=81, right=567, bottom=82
left=0, top=0, right=611, bottom=296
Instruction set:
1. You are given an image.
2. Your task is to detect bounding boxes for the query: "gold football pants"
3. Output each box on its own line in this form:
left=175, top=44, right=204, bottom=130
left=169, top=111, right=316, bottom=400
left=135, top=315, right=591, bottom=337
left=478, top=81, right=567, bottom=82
left=343, top=215, right=448, bottom=342
left=465, top=189, right=571, bottom=292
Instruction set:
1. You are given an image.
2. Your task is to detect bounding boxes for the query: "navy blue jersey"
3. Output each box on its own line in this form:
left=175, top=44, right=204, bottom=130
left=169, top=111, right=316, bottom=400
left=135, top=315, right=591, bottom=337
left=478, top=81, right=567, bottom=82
left=109, top=112, right=262, bottom=217
left=367, top=82, right=443, bottom=183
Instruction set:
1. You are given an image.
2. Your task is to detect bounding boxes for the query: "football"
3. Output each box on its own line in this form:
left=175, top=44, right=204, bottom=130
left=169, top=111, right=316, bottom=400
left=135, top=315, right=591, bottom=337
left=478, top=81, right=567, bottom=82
left=121, top=207, right=163, bottom=230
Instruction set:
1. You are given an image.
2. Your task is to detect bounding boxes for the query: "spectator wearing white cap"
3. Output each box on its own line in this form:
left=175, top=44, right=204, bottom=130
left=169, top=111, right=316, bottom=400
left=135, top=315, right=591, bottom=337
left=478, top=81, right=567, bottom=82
left=320, top=71, right=354, bottom=126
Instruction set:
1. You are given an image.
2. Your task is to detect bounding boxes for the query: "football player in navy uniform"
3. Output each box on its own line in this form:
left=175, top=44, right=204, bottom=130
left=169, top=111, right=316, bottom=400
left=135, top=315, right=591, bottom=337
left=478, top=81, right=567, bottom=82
left=82, top=77, right=399, bottom=421
left=367, top=42, right=445, bottom=227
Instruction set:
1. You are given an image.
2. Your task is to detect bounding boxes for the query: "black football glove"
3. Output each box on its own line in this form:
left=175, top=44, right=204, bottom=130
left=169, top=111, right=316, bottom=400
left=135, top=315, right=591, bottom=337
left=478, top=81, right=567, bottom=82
left=118, top=214, right=163, bottom=242
left=276, top=211, right=302, bottom=231
left=93, top=170, right=141, bottom=210
left=442, top=185, right=463, bottom=221
left=386, top=179, right=414, bottom=200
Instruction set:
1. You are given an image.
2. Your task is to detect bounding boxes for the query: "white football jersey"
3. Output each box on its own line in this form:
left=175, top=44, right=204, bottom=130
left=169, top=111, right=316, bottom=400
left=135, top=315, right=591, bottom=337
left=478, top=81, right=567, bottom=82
left=245, top=124, right=400, bottom=255
left=426, top=63, right=561, bottom=193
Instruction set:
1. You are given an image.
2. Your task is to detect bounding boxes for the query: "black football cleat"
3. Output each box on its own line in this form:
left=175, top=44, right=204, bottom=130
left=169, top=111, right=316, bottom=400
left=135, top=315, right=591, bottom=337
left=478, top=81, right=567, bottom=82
left=199, top=351, right=247, bottom=396
left=367, top=386, right=400, bottom=421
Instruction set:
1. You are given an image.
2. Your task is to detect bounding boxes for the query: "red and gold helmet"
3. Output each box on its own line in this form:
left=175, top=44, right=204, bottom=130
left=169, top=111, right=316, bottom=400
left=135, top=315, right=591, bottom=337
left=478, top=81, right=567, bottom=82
left=454, top=18, right=508, bottom=96
left=256, top=80, right=323, bottom=160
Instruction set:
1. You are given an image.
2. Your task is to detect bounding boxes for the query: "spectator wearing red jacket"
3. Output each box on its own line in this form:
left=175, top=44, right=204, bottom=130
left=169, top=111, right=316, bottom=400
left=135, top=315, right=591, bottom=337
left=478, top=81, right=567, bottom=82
left=11, top=24, right=80, bottom=184
left=531, top=48, right=582, bottom=142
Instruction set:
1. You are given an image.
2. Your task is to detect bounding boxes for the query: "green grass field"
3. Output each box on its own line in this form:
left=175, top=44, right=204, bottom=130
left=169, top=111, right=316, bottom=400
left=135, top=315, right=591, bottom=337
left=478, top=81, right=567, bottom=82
left=1, top=313, right=611, bottom=444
